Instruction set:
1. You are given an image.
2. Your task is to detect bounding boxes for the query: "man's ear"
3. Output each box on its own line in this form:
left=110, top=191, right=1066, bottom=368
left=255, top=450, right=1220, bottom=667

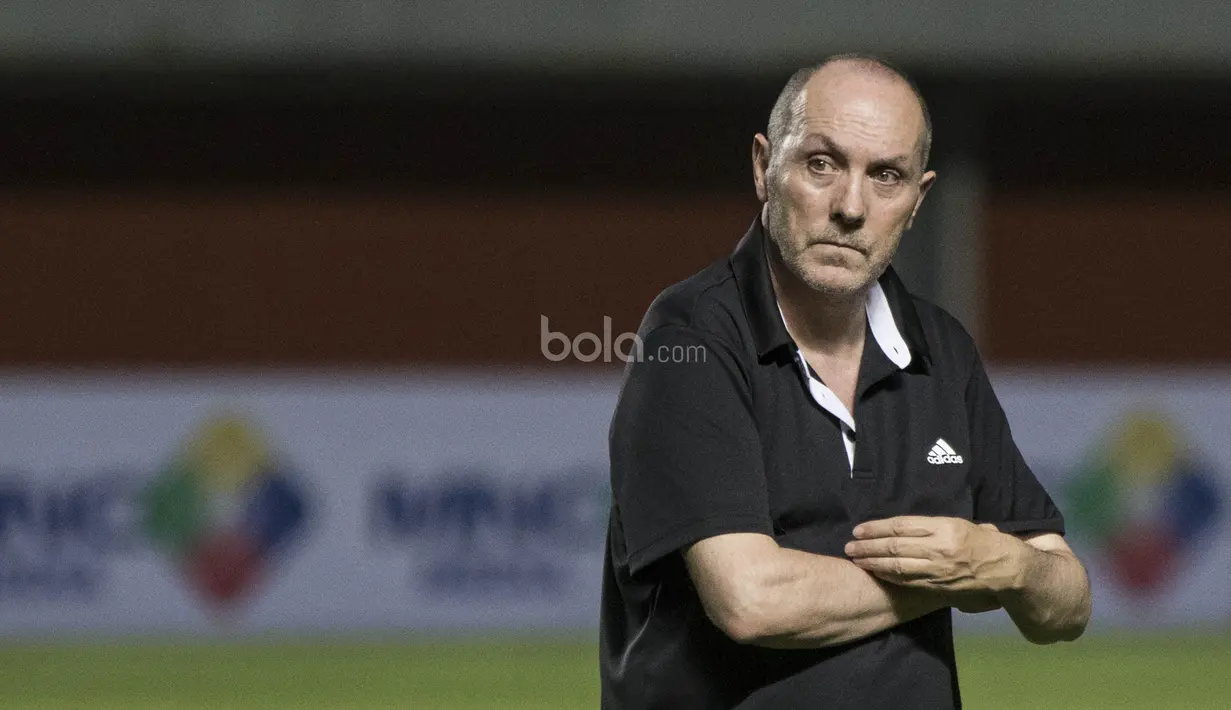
left=906, top=170, right=937, bottom=229
left=752, top=134, right=771, bottom=203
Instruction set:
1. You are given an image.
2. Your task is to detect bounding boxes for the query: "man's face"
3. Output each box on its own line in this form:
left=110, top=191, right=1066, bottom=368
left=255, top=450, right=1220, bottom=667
left=754, top=67, right=935, bottom=299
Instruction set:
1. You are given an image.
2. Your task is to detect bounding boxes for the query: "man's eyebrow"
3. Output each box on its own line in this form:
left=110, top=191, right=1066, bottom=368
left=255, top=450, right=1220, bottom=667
left=797, top=133, right=842, bottom=153
left=869, top=155, right=914, bottom=171
left=796, top=135, right=915, bottom=170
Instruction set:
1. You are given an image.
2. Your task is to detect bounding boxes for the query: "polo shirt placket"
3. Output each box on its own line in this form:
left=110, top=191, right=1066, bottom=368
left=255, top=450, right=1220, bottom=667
left=782, top=280, right=912, bottom=475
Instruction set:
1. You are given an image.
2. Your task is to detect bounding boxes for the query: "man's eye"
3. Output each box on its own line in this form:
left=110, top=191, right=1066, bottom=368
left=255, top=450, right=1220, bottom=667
left=873, top=169, right=901, bottom=184
left=807, top=158, right=835, bottom=173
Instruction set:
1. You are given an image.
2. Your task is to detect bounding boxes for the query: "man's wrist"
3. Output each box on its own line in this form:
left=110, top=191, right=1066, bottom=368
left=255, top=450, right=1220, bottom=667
left=877, top=578, right=946, bottom=619
left=985, top=532, right=1031, bottom=595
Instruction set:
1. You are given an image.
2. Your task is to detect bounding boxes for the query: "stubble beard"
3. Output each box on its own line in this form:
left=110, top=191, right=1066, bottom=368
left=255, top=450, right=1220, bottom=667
left=764, top=197, right=890, bottom=301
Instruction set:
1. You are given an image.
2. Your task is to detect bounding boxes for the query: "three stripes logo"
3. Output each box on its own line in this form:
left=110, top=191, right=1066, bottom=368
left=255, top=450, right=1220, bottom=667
left=927, top=438, right=964, bottom=465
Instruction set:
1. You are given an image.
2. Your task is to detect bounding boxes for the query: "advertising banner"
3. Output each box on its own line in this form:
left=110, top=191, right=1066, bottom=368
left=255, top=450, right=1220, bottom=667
left=0, top=373, right=616, bottom=635
left=0, top=370, right=1227, bottom=635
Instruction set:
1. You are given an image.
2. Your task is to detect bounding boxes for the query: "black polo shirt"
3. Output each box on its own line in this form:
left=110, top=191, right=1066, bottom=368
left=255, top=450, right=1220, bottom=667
left=600, top=217, right=1065, bottom=709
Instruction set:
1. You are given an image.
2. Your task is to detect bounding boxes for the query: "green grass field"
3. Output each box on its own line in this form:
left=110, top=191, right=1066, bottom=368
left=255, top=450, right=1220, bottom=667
left=1, top=634, right=1228, bottom=709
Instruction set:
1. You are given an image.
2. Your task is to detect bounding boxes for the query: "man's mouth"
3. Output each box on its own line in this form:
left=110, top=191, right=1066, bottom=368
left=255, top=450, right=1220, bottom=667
left=812, top=240, right=864, bottom=255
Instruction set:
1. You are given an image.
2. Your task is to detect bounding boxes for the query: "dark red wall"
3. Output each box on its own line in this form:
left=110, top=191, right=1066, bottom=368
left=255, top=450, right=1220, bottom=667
left=6, top=187, right=1228, bottom=368
left=0, top=191, right=754, bottom=367
left=984, top=189, right=1231, bottom=364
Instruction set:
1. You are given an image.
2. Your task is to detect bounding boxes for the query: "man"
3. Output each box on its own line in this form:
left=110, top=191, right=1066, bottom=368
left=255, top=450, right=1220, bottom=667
left=600, top=54, right=1091, bottom=709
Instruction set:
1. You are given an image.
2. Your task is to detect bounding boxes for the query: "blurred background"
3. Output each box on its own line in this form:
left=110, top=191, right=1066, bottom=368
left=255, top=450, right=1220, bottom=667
left=2, top=1, right=1230, bottom=708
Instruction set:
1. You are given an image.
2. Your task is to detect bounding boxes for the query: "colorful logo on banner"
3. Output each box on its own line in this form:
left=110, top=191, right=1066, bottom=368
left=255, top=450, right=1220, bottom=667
left=141, top=414, right=308, bottom=609
left=1065, top=410, right=1221, bottom=596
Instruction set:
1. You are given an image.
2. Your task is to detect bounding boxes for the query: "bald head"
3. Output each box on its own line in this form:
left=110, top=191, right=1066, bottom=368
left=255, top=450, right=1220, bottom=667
left=767, top=55, right=932, bottom=173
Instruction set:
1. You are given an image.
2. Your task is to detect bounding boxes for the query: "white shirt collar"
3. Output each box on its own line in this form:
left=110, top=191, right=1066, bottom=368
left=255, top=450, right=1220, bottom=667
left=865, top=281, right=913, bottom=369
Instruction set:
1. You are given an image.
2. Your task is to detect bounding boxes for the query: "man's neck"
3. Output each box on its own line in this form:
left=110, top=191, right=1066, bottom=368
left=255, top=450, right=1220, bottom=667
left=768, top=244, right=867, bottom=357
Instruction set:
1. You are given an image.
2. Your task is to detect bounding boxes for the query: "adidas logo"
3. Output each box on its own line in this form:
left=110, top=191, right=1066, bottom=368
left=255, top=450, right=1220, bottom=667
left=927, top=438, right=964, bottom=465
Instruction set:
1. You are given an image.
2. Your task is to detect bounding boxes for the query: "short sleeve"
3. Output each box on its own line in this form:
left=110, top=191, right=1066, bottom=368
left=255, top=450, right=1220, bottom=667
left=966, top=349, right=1066, bottom=536
left=609, top=325, right=773, bottom=575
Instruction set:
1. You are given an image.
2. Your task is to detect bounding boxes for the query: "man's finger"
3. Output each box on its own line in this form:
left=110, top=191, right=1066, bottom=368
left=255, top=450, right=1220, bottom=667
left=852, top=516, right=938, bottom=540
left=845, top=537, right=936, bottom=560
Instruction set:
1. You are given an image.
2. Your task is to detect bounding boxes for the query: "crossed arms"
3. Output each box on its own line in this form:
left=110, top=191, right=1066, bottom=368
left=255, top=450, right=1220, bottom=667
left=616, top=326, right=1092, bottom=649
left=684, top=516, right=1091, bottom=649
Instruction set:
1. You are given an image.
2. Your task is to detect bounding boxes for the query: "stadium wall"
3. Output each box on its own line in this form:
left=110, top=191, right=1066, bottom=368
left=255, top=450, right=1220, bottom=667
left=2, top=189, right=1230, bottom=367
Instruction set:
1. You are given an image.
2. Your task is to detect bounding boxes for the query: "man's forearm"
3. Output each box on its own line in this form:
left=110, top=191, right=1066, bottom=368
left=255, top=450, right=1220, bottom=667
left=725, top=546, right=944, bottom=649
left=998, top=537, right=1092, bottom=644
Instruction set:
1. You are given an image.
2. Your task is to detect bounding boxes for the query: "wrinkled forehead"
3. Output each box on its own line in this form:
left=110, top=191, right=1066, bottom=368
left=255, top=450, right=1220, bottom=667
left=795, top=68, right=926, bottom=158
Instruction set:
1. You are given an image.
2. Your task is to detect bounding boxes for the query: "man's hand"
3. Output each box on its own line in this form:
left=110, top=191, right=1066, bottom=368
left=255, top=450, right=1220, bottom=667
left=844, top=516, right=1021, bottom=595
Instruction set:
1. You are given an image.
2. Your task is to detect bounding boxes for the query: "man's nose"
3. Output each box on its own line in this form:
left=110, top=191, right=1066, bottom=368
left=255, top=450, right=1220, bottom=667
left=830, top=173, right=866, bottom=228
